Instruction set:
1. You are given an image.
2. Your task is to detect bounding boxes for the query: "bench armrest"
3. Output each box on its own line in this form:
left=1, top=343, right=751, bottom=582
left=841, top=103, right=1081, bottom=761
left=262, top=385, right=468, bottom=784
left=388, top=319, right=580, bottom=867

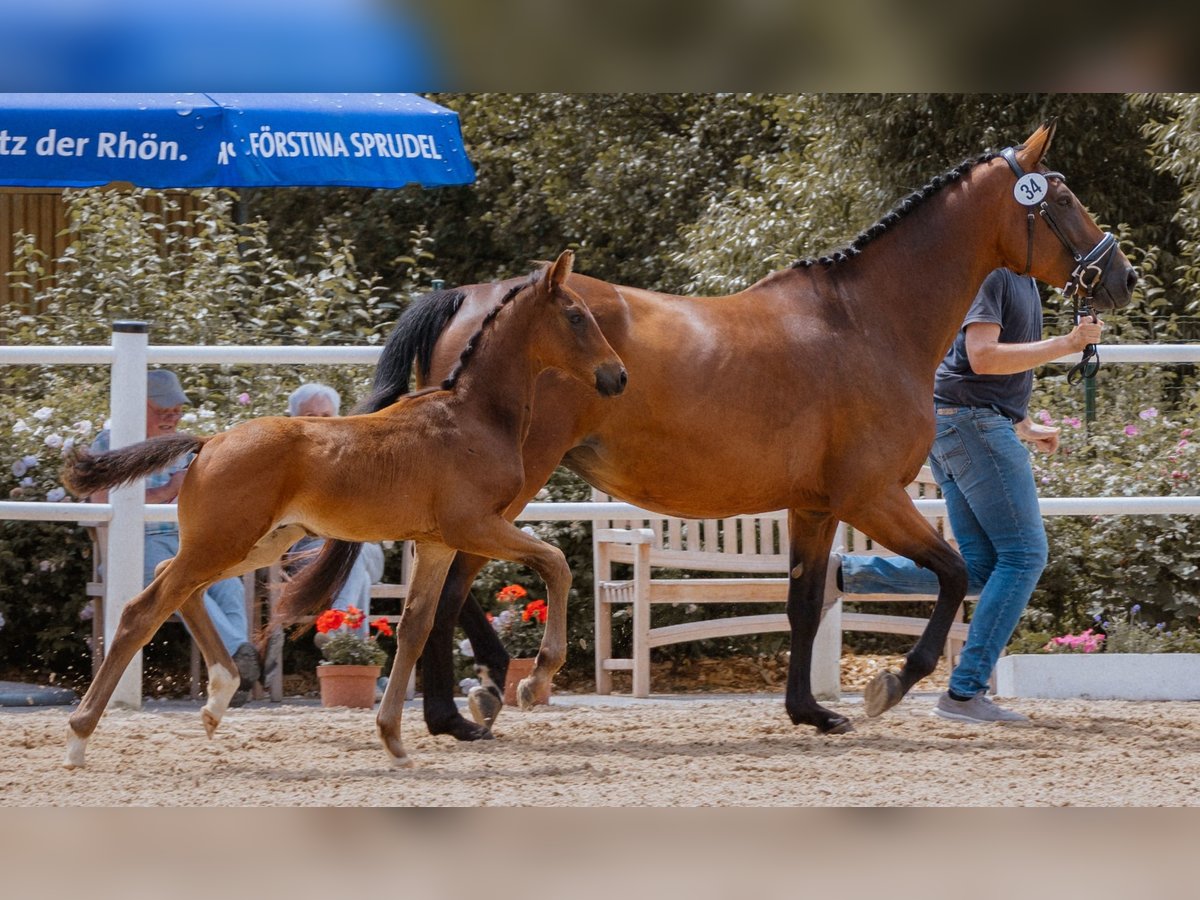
left=594, top=527, right=655, bottom=545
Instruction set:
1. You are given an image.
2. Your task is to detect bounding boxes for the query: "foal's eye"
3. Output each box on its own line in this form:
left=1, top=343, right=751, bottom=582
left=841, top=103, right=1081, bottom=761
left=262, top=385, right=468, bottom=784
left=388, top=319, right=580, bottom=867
left=567, top=309, right=585, bottom=325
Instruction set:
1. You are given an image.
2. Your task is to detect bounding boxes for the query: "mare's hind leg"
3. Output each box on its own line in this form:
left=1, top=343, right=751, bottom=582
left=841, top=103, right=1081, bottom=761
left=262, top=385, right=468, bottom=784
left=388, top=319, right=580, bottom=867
left=176, top=592, right=240, bottom=738
left=64, top=565, right=207, bottom=768
left=783, top=510, right=852, bottom=735
left=419, top=551, right=502, bottom=741
left=377, top=542, right=459, bottom=767
left=448, top=519, right=571, bottom=710
left=843, top=487, right=969, bottom=717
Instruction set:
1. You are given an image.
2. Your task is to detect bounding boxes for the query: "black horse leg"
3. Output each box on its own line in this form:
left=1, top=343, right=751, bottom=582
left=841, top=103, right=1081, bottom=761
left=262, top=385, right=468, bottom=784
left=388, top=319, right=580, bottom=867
left=421, top=552, right=508, bottom=741
left=783, top=512, right=853, bottom=735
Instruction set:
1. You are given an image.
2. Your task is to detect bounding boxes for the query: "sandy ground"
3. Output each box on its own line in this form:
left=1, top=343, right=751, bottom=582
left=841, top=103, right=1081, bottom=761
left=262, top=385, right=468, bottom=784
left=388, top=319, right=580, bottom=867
left=4, top=690, right=1200, bottom=806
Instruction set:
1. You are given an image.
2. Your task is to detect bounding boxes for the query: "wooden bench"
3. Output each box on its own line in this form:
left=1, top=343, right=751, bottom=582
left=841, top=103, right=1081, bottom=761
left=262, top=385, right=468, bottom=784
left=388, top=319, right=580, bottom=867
left=592, top=468, right=973, bottom=699
left=86, top=527, right=414, bottom=702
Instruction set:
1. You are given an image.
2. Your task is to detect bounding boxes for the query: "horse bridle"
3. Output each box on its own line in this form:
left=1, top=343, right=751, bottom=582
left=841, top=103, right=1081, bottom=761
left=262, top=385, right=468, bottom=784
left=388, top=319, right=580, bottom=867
left=1001, top=146, right=1116, bottom=383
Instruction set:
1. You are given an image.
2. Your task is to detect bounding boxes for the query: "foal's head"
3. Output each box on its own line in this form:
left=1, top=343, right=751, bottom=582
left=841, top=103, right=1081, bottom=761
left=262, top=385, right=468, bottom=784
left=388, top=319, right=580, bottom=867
left=521, top=250, right=627, bottom=397
left=994, top=120, right=1137, bottom=311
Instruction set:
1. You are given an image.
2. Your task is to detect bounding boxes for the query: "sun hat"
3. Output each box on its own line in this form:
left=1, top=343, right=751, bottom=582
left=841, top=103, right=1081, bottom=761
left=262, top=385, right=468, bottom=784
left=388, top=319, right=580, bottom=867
left=146, top=369, right=189, bottom=407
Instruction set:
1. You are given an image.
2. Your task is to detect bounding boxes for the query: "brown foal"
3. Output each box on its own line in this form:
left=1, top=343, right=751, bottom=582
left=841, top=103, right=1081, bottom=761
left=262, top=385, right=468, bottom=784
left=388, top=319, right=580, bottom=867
left=60, top=250, right=626, bottom=768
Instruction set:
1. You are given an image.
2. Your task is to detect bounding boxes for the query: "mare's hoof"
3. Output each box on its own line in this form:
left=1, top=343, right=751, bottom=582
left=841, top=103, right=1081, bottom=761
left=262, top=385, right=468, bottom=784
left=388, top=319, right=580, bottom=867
left=864, top=669, right=905, bottom=717
left=467, top=686, right=503, bottom=732
left=819, top=714, right=854, bottom=735
left=430, top=715, right=494, bottom=742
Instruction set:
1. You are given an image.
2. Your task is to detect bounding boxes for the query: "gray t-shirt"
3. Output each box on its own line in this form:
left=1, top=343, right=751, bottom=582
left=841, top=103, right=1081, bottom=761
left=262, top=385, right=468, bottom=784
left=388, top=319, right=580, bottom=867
left=934, top=268, right=1042, bottom=423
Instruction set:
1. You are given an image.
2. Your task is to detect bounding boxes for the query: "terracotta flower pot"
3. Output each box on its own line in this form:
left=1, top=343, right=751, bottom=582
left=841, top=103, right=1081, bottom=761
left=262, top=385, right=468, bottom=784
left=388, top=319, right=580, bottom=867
left=503, top=656, right=551, bottom=707
left=317, top=664, right=380, bottom=709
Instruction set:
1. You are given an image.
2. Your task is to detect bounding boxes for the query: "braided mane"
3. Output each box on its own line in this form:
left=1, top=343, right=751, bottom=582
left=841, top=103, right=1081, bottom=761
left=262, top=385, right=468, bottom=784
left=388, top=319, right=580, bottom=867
left=441, top=274, right=535, bottom=390
left=792, top=151, right=999, bottom=269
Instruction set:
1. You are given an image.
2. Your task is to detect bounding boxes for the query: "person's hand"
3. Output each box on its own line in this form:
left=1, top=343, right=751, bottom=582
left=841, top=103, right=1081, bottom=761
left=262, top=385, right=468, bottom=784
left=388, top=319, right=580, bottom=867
left=148, top=469, right=186, bottom=504
left=1067, top=315, right=1104, bottom=352
left=1016, top=417, right=1060, bottom=455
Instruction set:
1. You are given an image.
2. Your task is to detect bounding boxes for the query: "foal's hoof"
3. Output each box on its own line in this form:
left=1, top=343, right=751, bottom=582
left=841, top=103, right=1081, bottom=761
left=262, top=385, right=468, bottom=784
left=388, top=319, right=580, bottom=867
left=201, top=708, right=222, bottom=738
left=467, top=686, right=503, bottom=733
left=864, top=669, right=905, bottom=717
left=63, top=732, right=87, bottom=769
left=819, top=714, right=854, bottom=735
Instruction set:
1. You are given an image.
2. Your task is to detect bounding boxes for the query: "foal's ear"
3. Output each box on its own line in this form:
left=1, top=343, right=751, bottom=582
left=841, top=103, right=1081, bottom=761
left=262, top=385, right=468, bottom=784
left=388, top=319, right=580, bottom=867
left=1016, top=118, right=1057, bottom=169
left=545, top=249, right=575, bottom=292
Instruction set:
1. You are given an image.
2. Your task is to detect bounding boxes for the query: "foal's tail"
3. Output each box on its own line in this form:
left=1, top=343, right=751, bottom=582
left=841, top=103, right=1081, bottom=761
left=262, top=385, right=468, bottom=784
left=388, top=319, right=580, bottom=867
left=61, top=433, right=207, bottom=497
left=265, top=540, right=364, bottom=645
left=352, top=287, right=466, bottom=413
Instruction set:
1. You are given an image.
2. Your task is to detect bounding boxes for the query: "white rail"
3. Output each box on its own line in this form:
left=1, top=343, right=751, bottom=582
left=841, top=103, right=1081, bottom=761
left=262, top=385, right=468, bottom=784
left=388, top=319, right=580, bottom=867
left=4, top=326, right=1200, bottom=707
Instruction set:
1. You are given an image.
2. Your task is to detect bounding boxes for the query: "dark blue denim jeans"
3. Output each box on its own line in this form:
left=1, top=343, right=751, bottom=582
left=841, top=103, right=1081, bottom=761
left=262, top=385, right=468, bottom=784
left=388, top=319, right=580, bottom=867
left=841, top=406, right=1048, bottom=697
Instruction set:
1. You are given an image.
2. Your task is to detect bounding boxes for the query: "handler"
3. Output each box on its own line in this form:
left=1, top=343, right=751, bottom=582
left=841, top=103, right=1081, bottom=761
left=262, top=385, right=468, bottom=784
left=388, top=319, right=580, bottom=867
left=831, top=268, right=1103, bottom=723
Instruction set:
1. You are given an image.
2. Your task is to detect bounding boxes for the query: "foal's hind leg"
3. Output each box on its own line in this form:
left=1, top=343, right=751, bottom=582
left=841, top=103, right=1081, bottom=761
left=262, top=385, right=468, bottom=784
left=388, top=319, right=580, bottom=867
left=176, top=592, right=240, bottom=738
left=64, top=565, right=206, bottom=768
left=376, top=542, right=459, bottom=767
left=783, top=511, right=853, bottom=735
left=843, top=488, right=969, bottom=717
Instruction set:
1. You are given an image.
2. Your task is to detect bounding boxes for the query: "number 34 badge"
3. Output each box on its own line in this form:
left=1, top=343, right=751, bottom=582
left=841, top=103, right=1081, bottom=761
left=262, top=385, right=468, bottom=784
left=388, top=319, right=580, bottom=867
left=1013, top=172, right=1048, bottom=206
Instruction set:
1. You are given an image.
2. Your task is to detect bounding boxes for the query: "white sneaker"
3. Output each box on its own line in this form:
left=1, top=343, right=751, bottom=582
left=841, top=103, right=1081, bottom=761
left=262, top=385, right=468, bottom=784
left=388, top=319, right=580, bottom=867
left=934, top=692, right=1030, bottom=724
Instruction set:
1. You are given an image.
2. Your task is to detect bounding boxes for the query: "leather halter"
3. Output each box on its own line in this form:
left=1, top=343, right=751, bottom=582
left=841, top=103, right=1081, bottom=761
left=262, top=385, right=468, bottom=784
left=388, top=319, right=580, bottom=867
left=1001, top=146, right=1113, bottom=383
left=1000, top=146, right=1117, bottom=301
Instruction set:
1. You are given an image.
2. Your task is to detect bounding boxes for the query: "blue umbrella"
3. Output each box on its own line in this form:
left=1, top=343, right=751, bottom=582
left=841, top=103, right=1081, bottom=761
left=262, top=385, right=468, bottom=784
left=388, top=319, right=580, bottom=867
left=0, top=93, right=475, bottom=189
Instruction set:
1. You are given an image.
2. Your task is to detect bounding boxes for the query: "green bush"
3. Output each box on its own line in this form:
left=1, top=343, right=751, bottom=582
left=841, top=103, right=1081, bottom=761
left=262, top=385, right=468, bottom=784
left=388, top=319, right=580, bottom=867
left=1, top=187, right=431, bottom=691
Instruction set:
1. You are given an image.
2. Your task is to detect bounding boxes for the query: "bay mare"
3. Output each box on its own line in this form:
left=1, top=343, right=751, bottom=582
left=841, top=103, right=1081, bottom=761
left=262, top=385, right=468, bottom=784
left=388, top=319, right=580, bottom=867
left=325, top=121, right=1136, bottom=743
left=60, top=251, right=627, bottom=767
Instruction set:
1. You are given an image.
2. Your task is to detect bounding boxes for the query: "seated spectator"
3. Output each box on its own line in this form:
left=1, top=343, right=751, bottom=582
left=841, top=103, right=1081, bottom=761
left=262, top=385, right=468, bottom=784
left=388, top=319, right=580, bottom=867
left=87, top=369, right=261, bottom=705
left=284, top=383, right=386, bottom=636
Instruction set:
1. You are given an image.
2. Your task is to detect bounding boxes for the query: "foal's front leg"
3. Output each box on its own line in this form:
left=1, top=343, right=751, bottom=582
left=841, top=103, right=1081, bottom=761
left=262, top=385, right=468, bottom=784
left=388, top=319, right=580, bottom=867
left=452, top=520, right=572, bottom=710
left=376, top=542, right=459, bottom=767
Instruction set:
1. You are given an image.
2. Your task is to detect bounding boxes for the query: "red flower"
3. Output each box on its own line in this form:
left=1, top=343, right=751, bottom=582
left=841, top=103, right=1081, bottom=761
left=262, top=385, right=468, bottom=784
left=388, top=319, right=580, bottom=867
left=497, top=584, right=528, bottom=603
left=315, top=609, right=346, bottom=634
left=371, top=617, right=393, bottom=637
left=343, top=605, right=365, bottom=630
left=522, top=598, right=548, bottom=623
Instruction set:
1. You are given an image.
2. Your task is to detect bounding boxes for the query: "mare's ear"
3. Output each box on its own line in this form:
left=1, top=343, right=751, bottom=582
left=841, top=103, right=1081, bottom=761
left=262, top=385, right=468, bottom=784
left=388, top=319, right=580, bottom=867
left=1016, top=118, right=1057, bottom=170
left=545, top=249, right=575, bottom=292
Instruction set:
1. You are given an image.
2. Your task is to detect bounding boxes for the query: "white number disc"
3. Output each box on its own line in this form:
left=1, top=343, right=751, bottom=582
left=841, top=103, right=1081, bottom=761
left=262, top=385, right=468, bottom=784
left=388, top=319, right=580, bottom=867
left=1013, top=172, right=1048, bottom=206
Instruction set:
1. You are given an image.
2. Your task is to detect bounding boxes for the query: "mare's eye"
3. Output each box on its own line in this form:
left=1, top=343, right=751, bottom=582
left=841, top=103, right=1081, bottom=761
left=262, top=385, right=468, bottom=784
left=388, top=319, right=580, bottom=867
left=567, top=309, right=585, bottom=325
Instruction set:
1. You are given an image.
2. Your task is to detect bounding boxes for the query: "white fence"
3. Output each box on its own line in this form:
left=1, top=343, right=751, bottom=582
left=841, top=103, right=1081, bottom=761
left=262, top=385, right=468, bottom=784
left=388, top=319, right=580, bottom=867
left=3, top=324, right=1200, bottom=707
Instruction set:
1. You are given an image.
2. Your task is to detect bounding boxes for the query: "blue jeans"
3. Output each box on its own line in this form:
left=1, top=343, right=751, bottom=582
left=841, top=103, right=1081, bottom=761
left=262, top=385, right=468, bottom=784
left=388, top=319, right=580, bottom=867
left=840, top=406, right=1048, bottom=697
left=145, top=532, right=249, bottom=657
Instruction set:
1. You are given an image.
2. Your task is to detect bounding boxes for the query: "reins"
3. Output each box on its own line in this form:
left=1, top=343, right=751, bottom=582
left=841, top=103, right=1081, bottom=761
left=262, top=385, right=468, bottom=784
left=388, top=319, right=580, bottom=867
left=1001, top=146, right=1115, bottom=384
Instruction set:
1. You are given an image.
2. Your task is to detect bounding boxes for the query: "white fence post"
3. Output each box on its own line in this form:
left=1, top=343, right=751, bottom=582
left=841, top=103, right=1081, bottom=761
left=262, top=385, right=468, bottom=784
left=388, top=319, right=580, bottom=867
left=106, top=322, right=149, bottom=709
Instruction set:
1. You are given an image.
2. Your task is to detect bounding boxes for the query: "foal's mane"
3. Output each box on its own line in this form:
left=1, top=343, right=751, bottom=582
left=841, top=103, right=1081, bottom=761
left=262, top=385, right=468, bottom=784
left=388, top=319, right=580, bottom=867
left=441, top=272, right=537, bottom=390
left=792, top=151, right=1000, bottom=269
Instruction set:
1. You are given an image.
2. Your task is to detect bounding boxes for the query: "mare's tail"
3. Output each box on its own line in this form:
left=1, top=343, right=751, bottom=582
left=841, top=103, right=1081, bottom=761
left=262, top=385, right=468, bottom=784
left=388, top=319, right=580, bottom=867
left=61, top=433, right=207, bottom=497
left=263, top=539, right=364, bottom=649
left=276, top=287, right=469, bottom=647
left=352, top=287, right=466, bottom=413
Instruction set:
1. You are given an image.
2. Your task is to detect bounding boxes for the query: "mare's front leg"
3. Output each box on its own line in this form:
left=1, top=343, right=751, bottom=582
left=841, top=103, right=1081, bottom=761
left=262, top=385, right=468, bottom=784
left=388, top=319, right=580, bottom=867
left=844, top=487, right=969, bottom=716
left=450, top=519, right=571, bottom=710
left=783, top=510, right=853, bottom=735
left=64, top=566, right=203, bottom=768
left=377, top=542, right=459, bottom=767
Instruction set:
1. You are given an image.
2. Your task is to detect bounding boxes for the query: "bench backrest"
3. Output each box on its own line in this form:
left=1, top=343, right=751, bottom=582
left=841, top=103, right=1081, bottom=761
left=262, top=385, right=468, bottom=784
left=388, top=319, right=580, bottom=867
left=593, top=467, right=954, bottom=574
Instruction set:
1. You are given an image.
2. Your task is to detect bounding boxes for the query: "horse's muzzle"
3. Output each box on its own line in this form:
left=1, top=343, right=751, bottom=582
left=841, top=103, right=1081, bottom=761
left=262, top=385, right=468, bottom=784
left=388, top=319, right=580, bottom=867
left=1095, top=262, right=1138, bottom=310
left=595, top=364, right=628, bottom=397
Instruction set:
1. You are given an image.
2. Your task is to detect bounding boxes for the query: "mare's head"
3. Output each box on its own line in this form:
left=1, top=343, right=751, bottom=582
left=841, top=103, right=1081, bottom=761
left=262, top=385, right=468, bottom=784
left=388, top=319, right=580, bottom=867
left=995, top=120, right=1136, bottom=310
left=525, top=250, right=627, bottom=397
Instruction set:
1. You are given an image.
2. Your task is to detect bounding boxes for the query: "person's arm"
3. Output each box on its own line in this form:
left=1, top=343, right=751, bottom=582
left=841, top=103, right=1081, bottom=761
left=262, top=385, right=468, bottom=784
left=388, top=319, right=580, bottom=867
left=86, top=469, right=186, bottom=505
left=964, top=318, right=1104, bottom=376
